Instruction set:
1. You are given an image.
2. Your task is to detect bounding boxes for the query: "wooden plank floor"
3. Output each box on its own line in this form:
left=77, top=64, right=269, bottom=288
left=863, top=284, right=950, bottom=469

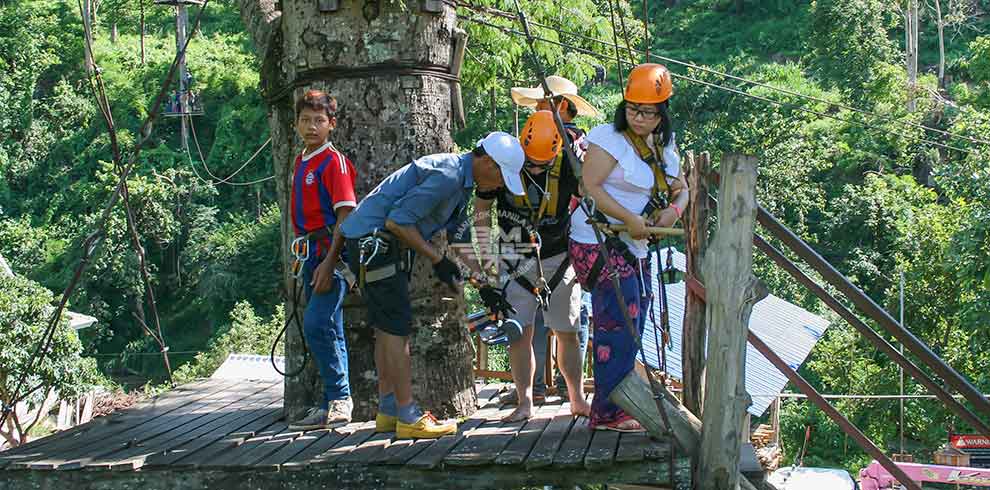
left=0, top=379, right=685, bottom=490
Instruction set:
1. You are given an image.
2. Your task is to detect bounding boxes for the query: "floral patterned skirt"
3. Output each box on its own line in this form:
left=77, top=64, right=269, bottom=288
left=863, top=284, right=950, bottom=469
left=569, top=240, right=651, bottom=428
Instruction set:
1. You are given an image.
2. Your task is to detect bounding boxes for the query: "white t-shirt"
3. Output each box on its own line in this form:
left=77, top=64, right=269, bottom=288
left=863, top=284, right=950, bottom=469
left=569, top=124, right=681, bottom=258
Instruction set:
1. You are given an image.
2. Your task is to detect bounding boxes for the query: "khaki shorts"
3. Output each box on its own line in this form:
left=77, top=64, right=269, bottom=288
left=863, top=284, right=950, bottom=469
left=503, top=252, right=582, bottom=332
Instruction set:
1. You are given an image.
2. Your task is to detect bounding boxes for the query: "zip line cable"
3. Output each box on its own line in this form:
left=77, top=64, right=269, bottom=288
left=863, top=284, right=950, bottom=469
left=0, top=0, right=211, bottom=430
left=186, top=115, right=275, bottom=186
left=451, top=0, right=990, bottom=149
left=456, top=14, right=982, bottom=156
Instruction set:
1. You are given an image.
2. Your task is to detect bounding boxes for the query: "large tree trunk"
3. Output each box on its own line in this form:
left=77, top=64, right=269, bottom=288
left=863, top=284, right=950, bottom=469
left=238, top=0, right=476, bottom=422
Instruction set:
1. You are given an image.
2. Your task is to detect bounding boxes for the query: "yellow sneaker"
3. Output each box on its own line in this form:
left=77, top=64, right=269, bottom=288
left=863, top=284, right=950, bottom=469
left=375, top=412, right=398, bottom=433
left=395, top=412, right=457, bottom=440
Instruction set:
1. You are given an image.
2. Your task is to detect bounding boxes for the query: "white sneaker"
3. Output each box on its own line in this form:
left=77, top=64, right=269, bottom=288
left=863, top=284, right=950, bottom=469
left=327, top=397, right=353, bottom=427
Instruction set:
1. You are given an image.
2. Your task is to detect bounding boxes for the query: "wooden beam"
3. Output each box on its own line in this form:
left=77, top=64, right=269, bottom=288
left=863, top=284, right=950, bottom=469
left=608, top=373, right=759, bottom=490
left=681, top=151, right=710, bottom=417
left=697, top=153, right=763, bottom=490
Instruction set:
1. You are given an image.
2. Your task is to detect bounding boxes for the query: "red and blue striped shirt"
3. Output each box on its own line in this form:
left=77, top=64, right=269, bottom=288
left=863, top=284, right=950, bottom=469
left=290, top=141, right=357, bottom=256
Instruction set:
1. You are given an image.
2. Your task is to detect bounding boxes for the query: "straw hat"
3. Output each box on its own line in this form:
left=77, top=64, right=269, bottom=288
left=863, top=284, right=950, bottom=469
left=510, top=75, right=600, bottom=117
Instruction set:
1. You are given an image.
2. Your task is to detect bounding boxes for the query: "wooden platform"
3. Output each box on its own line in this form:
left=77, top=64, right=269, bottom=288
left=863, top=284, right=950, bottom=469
left=0, top=378, right=687, bottom=490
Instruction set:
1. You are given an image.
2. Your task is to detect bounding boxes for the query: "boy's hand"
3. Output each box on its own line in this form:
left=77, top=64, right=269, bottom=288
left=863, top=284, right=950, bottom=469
left=311, top=257, right=336, bottom=294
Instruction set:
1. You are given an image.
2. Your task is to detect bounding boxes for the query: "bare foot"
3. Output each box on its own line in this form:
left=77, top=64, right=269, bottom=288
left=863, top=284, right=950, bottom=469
left=501, top=406, right=532, bottom=423
left=570, top=396, right=591, bottom=417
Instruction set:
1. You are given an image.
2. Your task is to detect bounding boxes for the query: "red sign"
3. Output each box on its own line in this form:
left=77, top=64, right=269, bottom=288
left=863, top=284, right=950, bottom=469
left=952, top=435, right=990, bottom=449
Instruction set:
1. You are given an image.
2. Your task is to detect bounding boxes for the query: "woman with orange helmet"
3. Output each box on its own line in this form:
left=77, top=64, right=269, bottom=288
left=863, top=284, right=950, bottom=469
left=568, top=63, right=690, bottom=432
left=473, top=110, right=592, bottom=423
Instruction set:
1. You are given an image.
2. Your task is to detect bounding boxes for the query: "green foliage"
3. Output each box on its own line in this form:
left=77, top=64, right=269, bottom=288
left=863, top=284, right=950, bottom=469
left=807, top=0, right=898, bottom=100
left=966, top=36, right=990, bottom=85
left=2, top=0, right=990, bottom=472
left=171, top=300, right=284, bottom=384
left=0, top=274, right=100, bottom=407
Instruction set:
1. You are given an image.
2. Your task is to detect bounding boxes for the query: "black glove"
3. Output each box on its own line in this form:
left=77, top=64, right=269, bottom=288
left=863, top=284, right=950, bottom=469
left=479, top=285, right=516, bottom=317
left=432, top=256, right=463, bottom=290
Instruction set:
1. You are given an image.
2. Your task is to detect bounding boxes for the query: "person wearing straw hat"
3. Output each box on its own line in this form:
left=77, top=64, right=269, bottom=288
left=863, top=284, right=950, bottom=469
left=496, top=76, right=598, bottom=409
left=511, top=75, right=600, bottom=160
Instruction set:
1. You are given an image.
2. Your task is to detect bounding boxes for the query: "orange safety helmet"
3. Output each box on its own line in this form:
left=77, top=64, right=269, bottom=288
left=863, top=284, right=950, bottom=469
left=519, top=110, right=563, bottom=162
left=624, top=63, right=673, bottom=104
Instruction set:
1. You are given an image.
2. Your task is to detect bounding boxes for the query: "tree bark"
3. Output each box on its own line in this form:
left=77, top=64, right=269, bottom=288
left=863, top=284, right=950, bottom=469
left=238, top=0, right=476, bottom=421
left=681, top=151, right=710, bottom=418
left=697, top=154, right=762, bottom=490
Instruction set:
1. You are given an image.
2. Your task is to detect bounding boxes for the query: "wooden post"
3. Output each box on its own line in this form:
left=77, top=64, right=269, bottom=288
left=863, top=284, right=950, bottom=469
left=697, top=154, right=763, bottom=490
left=681, top=151, right=710, bottom=417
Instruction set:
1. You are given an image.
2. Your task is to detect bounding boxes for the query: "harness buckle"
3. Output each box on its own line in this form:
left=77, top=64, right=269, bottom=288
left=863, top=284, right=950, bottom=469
left=289, top=236, right=310, bottom=279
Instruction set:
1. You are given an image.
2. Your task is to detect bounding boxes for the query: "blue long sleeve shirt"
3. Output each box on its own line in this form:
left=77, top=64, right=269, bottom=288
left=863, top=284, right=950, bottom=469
left=341, top=152, right=474, bottom=242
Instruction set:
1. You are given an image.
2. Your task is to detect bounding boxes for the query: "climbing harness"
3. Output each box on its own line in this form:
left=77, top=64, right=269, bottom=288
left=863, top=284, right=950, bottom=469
left=357, top=229, right=411, bottom=288
left=624, top=129, right=672, bottom=224
left=514, top=152, right=564, bottom=227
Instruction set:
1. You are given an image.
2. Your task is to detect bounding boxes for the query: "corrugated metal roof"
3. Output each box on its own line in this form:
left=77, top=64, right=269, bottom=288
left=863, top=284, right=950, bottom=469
left=585, top=247, right=829, bottom=417
left=211, top=353, right=285, bottom=381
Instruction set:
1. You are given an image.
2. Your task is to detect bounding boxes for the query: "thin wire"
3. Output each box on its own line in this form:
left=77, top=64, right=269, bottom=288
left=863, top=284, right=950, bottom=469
left=452, top=0, right=990, bottom=149
left=89, top=350, right=202, bottom=357
left=457, top=14, right=981, bottom=156
left=187, top=115, right=275, bottom=186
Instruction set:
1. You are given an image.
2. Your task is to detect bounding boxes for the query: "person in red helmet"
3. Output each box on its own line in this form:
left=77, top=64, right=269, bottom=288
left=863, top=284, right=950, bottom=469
left=569, top=64, right=690, bottom=432
left=473, top=111, right=591, bottom=422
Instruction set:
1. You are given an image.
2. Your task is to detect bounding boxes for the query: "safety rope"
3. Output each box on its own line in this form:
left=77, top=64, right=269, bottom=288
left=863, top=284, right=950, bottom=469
left=270, top=275, right=310, bottom=378
left=0, top=0, right=211, bottom=430
left=450, top=1, right=990, bottom=153
left=187, top=115, right=275, bottom=186
left=604, top=0, right=627, bottom=83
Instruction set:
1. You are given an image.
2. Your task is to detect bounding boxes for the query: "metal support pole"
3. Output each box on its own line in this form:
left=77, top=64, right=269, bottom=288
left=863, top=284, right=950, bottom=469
left=176, top=4, right=189, bottom=151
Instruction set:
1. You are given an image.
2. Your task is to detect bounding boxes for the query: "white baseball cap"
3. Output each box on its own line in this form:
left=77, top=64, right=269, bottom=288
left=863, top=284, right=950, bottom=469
left=477, top=132, right=525, bottom=196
